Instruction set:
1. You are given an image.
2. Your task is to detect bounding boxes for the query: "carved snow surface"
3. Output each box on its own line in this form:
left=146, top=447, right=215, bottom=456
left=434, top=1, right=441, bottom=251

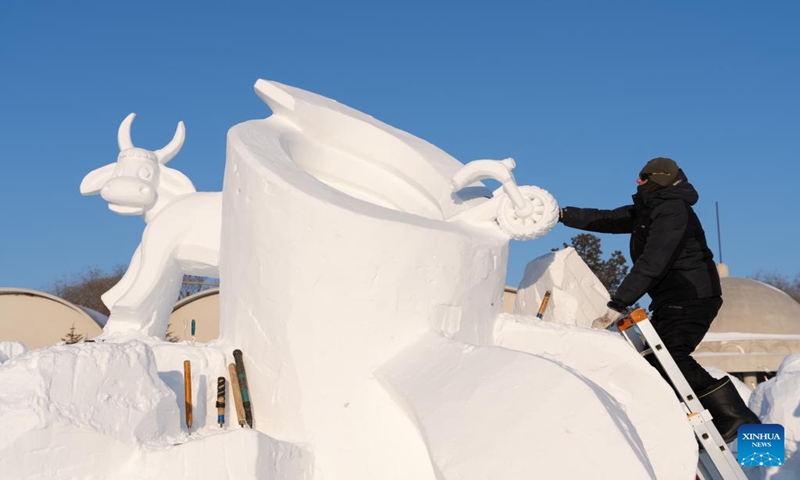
left=450, top=158, right=559, bottom=240
left=0, top=341, right=311, bottom=479
left=0, top=342, right=179, bottom=464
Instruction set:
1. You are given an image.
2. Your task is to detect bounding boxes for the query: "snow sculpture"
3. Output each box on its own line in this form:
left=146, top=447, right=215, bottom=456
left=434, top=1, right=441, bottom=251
left=80, top=114, right=221, bottom=338
left=26, top=79, right=707, bottom=478
left=216, top=79, right=690, bottom=479
left=450, top=157, right=559, bottom=240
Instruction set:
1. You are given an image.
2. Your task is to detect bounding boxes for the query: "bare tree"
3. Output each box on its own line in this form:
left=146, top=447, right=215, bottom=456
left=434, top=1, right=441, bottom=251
left=751, top=271, right=800, bottom=303
left=50, top=265, right=126, bottom=316
left=179, top=275, right=218, bottom=300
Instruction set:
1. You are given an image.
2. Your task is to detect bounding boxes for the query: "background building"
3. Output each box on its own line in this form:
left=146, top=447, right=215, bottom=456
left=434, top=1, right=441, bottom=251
left=168, top=288, right=220, bottom=343
left=0, top=288, right=103, bottom=349
left=5, top=271, right=799, bottom=384
left=694, top=266, right=800, bottom=388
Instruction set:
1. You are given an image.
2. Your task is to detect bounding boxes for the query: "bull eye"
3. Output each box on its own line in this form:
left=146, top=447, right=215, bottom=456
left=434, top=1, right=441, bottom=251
left=113, top=166, right=123, bottom=177
left=138, top=167, right=153, bottom=180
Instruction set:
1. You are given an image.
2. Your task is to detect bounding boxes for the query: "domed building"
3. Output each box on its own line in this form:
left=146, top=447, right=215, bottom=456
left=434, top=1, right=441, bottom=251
left=0, top=288, right=104, bottom=349
left=168, top=287, right=220, bottom=342
left=694, top=265, right=800, bottom=388
left=0, top=287, right=222, bottom=350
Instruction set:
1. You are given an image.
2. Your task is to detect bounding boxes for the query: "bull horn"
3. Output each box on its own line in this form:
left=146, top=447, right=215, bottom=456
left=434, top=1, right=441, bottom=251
left=154, top=121, right=186, bottom=164
left=117, top=113, right=136, bottom=150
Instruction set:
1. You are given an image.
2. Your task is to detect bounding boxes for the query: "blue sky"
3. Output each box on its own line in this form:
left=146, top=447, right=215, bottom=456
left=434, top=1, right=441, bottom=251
left=1, top=1, right=798, bottom=292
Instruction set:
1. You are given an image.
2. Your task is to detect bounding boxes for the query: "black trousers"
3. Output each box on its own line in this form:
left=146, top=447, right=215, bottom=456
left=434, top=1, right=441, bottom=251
left=647, top=297, right=723, bottom=394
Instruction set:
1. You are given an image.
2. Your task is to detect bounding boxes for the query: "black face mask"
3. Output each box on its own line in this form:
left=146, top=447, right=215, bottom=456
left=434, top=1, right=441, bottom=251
left=637, top=181, right=663, bottom=194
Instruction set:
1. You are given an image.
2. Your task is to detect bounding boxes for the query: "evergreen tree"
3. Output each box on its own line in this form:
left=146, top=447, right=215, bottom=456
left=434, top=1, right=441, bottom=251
left=165, top=323, right=180, bottom=343
left=61, top=324, right=84, bottom=344
left=562, top=233, right=629, bottom=296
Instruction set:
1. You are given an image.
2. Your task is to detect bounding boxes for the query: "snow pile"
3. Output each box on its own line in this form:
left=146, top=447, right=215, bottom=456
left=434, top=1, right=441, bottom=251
left=0, top=340, right=26, bottom=362
left=0, top=340, right=311, bottom=479
left=0, top=341, right=177, bottom=444
left=515, top=247, right=610, bottom=326
left=494, top=313, right=698, bottom=479
left=379, top=332, right=664, bottom=479
left=0, top=341, right=177, bottom=478
left=748, top=354, right=800, bottom=479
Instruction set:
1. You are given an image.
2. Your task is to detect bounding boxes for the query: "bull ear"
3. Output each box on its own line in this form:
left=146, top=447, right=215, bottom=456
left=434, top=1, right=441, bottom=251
left=158, top=166, right=196, bottom=197
left=80, top=164, right=116, bottom=195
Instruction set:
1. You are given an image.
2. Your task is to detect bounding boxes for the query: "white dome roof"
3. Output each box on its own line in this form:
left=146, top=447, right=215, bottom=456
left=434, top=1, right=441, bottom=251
left=710, top=277, right=800, bottom=335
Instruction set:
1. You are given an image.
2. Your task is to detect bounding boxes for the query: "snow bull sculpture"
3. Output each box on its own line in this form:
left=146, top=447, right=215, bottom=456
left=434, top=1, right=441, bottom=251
left=80, top=114, right=221, bottom=338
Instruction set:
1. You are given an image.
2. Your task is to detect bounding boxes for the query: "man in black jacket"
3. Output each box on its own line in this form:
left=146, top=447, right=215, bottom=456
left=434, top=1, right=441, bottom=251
left=559, top=157, right=759, bottom=443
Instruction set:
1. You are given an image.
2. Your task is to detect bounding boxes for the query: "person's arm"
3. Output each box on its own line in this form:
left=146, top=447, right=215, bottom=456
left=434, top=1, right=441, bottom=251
left=612, top=200, right=688, bottom=307
left=560, top=205, right=635, bottom=234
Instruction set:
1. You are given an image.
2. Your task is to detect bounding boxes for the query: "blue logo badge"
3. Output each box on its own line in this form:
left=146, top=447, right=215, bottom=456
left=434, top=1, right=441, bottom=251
left=738, top=424, right=784, bottom=467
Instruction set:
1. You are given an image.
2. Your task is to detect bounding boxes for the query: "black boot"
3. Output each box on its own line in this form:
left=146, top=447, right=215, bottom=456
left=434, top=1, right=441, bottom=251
left=698, top=376, right=761, bottom=443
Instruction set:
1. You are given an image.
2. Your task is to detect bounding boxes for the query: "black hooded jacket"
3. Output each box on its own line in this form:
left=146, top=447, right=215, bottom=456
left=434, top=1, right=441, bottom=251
left=560, top=172, right=721, bottom=310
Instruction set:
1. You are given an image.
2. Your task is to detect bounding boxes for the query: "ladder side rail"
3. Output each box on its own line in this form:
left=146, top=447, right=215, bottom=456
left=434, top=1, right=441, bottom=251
left=633, top=320, right=706, bottom=413
left=613, top=310, right=748, bottom=480
left=692, top=415, right=748, bottom=480
left=696, top=458, right=723, bottom=480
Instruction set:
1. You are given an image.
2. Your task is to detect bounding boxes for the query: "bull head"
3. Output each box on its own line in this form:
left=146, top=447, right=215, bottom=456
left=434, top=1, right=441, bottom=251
left=81, top=113, right=186, bottom=216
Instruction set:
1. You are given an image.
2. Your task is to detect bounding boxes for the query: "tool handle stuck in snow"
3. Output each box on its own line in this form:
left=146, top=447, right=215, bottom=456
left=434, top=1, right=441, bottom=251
left=216, top=376, right=226, bottom=427
left=233, top=349, right=254, bottom=428
left=536, top=290, right=552, bottom=319
left=183, top=360, right=193, bottom=431
left=228, top=363, right=246, bottom=427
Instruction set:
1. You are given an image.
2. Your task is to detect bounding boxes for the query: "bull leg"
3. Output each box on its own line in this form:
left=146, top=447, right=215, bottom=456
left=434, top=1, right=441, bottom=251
left=104, top=233, right=185, bottom=339
left=101, top=245, right=142, bottom=310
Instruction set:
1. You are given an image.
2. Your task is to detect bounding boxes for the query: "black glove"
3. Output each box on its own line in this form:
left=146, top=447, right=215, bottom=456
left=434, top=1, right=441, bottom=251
left=607, top=298, right=627, bottom=313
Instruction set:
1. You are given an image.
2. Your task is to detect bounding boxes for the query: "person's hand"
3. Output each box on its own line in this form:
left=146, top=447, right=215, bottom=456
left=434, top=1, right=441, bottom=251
left=592, top=308, right=623, bottom=329
left=591, top=298, right=628, bottom=329
left=606, top=298, right=627, bottom=313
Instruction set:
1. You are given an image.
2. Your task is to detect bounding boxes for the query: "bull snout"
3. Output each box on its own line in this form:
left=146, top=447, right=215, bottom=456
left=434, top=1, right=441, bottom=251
left=100, top=177, right=157, bottom=209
